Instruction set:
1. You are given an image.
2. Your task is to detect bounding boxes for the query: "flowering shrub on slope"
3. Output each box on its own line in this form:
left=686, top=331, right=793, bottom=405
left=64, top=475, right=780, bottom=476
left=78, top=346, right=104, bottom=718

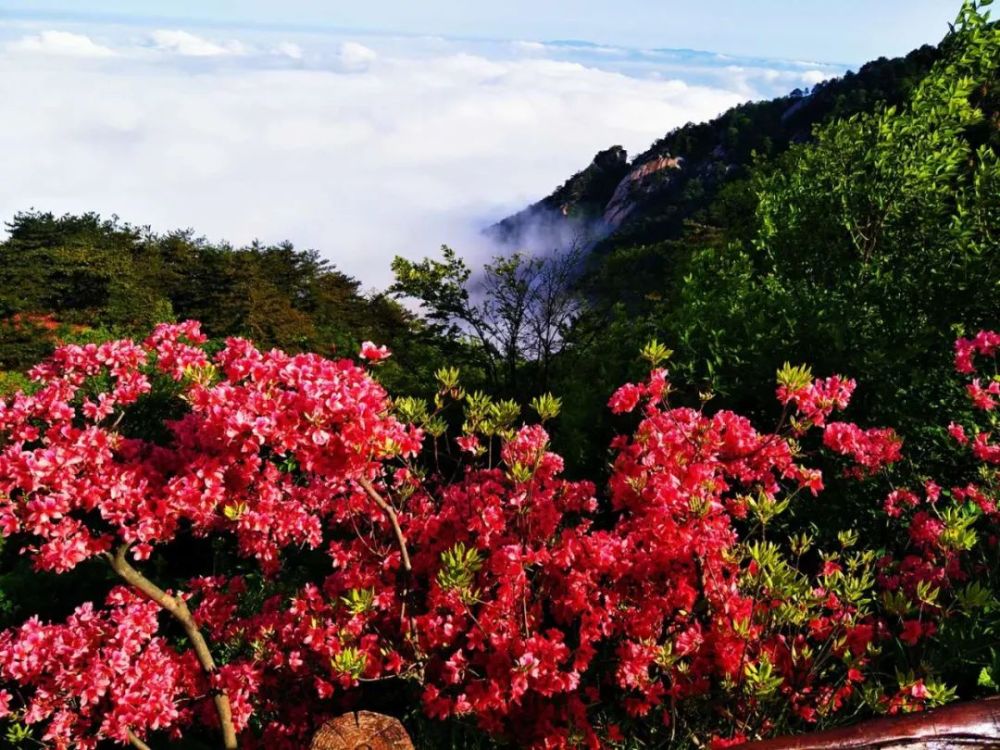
left=0, top=323, right=996, bottom=749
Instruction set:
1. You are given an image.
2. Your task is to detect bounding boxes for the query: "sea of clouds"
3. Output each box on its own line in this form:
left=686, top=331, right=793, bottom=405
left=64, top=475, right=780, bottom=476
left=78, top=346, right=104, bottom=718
left=0, top=19, right=845, bottom=286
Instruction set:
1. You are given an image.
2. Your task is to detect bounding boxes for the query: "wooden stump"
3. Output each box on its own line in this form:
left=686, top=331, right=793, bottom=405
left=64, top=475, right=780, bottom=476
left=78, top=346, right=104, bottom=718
left=310, top=711, right=414, bottom=750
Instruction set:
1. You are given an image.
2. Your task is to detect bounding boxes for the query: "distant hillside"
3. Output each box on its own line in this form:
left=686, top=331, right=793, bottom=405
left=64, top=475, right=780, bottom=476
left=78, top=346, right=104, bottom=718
left=489, top=43, right=942, bottom=255
left=0, top=212, right=460, bottom=395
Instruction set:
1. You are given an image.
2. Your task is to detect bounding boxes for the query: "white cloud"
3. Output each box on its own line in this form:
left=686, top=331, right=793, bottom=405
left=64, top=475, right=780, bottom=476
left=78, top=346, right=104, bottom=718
left=9, top=30, right=115, bottom=58
left=0, top=25, right=831, bottom=287
left=273, top=41, right=304, bottom=60
left=801, top=69, right=832, bottom=86
left=512, top=40, right=547, bottom=54
left=719, top=63, right=837, bottom=96
left=337, top=41, right=378, bottom=70
left=149, top=29, right=244, bottom=57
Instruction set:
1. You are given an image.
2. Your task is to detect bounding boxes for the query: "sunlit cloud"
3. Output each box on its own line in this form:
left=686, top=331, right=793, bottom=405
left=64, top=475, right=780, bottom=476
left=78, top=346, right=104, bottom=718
left=337, top=41, right=378, bottom=70
left=148, top=29, right=245, bottom=57
left=8, top=29, right=115, bottom=57
left=273, top=41, right=304, bottom=60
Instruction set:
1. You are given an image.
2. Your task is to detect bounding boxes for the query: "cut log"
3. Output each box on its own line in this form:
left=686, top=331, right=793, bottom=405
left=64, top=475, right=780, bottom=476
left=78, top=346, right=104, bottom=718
left=309, top=711, right=414, bottom=750
left=743, top=697, right=1000, bottom=749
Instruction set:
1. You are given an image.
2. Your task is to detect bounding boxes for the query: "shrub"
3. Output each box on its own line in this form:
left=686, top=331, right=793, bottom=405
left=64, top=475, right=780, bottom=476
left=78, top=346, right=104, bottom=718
left=0, top=323, right=997, bottom=749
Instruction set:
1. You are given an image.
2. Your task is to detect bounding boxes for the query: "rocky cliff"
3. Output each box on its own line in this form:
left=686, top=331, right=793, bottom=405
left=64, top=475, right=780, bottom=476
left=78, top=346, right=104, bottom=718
left=488, top=145, right=630, bottom=250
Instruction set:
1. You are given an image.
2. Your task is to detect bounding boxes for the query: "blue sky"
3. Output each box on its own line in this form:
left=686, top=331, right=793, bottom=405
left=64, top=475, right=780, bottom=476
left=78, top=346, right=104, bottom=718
left=2, top=1, right=955, bottom=63
left=0, top=2, right=962, bottom=284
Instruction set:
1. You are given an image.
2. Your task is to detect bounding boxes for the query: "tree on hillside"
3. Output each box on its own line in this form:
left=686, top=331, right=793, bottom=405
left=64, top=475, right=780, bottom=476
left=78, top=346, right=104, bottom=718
left=390, top=245, right=583, bottom=393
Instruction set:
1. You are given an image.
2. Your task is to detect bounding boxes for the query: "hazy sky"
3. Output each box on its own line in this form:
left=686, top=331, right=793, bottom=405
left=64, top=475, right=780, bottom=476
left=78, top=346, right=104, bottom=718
left=0, top=2, right=962, bottom=285
left=3, top=1, right=953, bottom=63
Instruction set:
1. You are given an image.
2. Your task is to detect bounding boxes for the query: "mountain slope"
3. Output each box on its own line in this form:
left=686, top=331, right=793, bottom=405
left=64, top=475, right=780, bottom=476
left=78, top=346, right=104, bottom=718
left=489, top=44, right=942, bottom=255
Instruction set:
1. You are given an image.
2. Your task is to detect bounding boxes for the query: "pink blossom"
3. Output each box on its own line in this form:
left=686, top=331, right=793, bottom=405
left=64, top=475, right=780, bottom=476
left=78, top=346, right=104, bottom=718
left=359, top=341, right=391, bottom=362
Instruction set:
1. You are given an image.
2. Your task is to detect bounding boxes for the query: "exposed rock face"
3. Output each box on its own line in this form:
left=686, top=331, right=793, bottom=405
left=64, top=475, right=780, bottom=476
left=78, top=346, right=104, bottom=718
left=310, top=711, right=413, bottom=750
left=602, top=154, right=683, bottom=229
left=487, top=147, right=683, bottom=250
left=487, top=145, right=629, bottom=248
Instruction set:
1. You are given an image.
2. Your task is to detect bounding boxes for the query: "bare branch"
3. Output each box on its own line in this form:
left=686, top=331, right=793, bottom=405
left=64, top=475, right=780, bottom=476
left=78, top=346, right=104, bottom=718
left=126, top=729, right=153, bottom=750
left=357, top=477, right=412, bottom=573
left=106, top=545, right=239, bottom=750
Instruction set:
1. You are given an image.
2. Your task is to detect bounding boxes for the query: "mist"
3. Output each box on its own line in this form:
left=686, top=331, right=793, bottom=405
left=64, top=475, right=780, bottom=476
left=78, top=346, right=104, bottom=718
left=0, top=21, right=843, bottom=288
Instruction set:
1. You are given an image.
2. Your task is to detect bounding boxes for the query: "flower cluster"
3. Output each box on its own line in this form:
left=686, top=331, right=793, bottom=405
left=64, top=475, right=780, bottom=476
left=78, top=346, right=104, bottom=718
left=871, top=330, right=1000, bottom=714
left=0, top=323, right=421, bottom=574
left=0, top=588, right=202, bottom=749
left=822, top=422, right=902, bottom=476
left=0, top=326, right=997, bottom=749
left=597, top=369, right=882, bottom=734
left=0, top=324, right=420, bottom=746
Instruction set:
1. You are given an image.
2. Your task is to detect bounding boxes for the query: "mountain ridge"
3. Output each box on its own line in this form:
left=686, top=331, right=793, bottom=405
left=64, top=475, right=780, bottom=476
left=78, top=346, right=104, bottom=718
left=488, top=42, right=942, bottom=256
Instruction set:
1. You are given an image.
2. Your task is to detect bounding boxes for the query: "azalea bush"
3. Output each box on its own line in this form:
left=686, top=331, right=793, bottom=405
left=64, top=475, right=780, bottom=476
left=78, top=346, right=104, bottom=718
left=0, top=322, right=997, bottom=749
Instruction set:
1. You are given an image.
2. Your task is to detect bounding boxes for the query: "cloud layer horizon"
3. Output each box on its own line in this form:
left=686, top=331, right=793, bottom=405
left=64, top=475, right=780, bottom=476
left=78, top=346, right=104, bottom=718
left=0, top=21, right=843, bottom=286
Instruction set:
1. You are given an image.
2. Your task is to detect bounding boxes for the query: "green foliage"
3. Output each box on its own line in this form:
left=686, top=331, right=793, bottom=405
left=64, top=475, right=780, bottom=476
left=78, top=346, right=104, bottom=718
left=530, top=392, right=562, bottom=422
left=551, top=1, right=999, bottom=486
left=4, top=719, right=33, bottom=748
left=330, top=646, right=367, bottom=680
left=437, top=542, right=484, bottom=601
left=341, top=588, right=376, bottom=616
left=776, top=363, right=813, bottom=393
left=680, top=0, right=999, bottom=457
left=0, top=211, right=455, bottom=395
left=462, top=390, right=521, bottom=440
left=0, top=370, right=31, bottom=396
left=640, top=339, right=673, bottom=368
